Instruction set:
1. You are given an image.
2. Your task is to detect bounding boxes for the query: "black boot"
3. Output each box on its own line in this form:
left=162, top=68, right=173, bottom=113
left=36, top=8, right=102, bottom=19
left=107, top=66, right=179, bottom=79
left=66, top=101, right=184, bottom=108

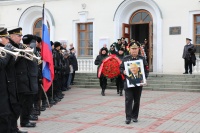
left=101, top=89, right=105, bottom=96
left=120, top=90, right=123, bottom=96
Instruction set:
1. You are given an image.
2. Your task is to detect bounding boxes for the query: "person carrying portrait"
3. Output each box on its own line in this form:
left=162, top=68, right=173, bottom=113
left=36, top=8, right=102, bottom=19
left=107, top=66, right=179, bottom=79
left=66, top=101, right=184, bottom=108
left=120, top=42, right=149, bottom=124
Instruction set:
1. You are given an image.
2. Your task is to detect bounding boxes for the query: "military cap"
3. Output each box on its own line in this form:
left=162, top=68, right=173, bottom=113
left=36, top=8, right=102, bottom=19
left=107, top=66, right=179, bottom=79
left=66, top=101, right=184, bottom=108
left=130, top=39, right=135, bottom=43
left=121, top=37, right=125, bottom=40
left=110, top=44, right=115, bottom=48
left=54, top=41, right=61, bottom=48
left=8, top=27, right=22, bottom=36
left=129, top=42, right=139, bottom=49
left=0, top=28, right=9, bottom=37
left=186, top=38, right=192, bottom=41
left=117, top=39, right=121, bottom=41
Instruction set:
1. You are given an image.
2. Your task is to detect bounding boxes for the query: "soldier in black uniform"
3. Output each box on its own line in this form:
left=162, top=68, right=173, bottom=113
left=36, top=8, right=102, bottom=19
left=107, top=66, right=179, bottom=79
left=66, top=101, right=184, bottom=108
left=94, top=47, right=108, bottom=96
left=52, top=42, right=63, bottom=102
left=0, top=28, right=27, bottom=133
left=108, top=44, right=117, bottom=55
left=116, top=48, right=124, bottom=96
left=115, top=39, right=122, bottom=51
left=8, top=28, right=38, bottom=128
left=120, top=42, right=149, bottom=124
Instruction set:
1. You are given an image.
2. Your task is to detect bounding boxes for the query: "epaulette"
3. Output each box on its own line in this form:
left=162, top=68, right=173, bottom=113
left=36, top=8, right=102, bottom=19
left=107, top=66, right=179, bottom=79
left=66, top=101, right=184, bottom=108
left=138, top=55, right=145, bottom=59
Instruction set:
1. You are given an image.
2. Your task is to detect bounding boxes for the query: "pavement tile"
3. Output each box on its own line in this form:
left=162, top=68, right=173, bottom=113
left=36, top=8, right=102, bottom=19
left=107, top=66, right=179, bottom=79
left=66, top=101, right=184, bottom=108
left=19, top=88, right=200, bottom=133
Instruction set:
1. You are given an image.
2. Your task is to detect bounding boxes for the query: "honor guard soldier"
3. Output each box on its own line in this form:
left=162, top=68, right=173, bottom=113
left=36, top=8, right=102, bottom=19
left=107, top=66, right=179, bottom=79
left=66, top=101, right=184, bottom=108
left=95, top=47, right=108, bottom=96
left=8, top=28, right=37, bottom=128
left=115, top=39, right=122, bottom=51
left=0, top=28, right=27, bottom=133
left=52, top=42, right=64, bottom=102
left=120, top=42, right=149, bottom=124
left=116, top=48, right=125, bottom=96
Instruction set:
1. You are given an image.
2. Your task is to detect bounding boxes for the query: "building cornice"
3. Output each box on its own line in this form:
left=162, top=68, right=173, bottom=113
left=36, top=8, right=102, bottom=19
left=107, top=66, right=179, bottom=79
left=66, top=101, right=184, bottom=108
left=0, top=0, right=59, bottom=6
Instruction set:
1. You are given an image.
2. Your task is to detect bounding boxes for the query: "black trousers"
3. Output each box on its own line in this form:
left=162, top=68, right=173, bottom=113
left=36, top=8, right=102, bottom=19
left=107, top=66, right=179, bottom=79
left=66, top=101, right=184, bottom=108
left=125, top=87, right=142, bottom=120
left=99, top=76, right=107, bottom=90
left=116, top=75, right=124, bottom=93
left=10, top=113, right=19, bottom=133
left=71, top=71, right=76, bottom=84
left=18, top=94, right=34, bottom=125
left=0, top=114, right=11, bottom=133
left=184, top=59, right=192, bottom=73
left=53, top=79, right=62, bottom=96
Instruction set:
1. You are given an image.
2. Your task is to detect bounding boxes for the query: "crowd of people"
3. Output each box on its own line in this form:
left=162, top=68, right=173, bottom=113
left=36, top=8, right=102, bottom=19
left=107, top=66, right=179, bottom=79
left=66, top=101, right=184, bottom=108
left=0, top=27, right=78, bottom=133
left=95, top=37, right=149, bottom=96
left=95, top=37, right=149, bottom=124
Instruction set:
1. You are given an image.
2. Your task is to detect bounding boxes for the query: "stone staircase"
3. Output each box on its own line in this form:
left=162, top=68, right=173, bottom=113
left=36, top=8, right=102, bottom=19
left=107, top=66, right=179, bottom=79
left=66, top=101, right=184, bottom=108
left=74, top=73, right=200, bottom=92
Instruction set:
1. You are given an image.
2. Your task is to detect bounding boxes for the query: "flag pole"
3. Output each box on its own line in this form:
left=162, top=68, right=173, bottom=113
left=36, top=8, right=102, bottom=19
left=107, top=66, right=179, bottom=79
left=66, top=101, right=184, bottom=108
left=41, top=84, right=51, bottom=108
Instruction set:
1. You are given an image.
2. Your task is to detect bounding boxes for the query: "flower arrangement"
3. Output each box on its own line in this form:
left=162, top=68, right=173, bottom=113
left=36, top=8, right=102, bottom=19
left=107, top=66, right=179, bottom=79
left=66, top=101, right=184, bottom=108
left=98, top=55, right=121, bottom=79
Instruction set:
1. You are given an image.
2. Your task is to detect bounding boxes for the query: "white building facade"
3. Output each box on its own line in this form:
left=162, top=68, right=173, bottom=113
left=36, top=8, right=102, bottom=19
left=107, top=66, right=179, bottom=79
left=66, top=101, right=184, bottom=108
left=1, top=0, right=200, bottom=73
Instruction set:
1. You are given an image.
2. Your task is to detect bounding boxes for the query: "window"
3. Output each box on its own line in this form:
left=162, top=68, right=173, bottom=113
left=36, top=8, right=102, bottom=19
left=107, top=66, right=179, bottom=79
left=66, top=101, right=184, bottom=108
left=194, top=15, right=200, bottom=45
left=33, top=18, right=50, bottom=38
left=78, top=23, right=93, bottom=57
left=194, top=15, right=200, bottom=57
left=130, top=10, right=152, bottom=24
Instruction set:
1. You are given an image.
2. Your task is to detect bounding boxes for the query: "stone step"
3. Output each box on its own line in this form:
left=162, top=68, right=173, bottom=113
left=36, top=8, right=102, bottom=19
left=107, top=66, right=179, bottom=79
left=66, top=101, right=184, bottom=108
left=73, top=85, right=200, bottom=92
left=76, top=73, right=200, bottom=78
left=74, top=73, right=200, bottom=92
left=74, top=80, right=200, bottom=86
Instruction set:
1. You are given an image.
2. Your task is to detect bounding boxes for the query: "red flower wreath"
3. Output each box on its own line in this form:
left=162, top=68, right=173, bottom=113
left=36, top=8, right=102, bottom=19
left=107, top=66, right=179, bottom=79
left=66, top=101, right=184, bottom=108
left=98, top=55, right=121, bottom=79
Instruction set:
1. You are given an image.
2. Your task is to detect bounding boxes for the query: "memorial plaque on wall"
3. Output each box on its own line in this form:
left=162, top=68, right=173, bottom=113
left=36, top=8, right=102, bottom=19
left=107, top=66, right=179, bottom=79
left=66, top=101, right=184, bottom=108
left=169, top=27, right=181, bottom=35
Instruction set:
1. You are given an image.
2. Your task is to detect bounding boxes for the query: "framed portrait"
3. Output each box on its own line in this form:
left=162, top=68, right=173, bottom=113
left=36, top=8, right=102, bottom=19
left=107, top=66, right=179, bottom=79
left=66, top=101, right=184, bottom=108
left=124, top=60, right=146, bottom=88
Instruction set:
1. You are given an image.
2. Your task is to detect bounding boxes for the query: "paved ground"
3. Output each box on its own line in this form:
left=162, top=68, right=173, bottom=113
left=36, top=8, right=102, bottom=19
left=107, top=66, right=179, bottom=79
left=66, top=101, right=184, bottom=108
left=20, top=88, right=200, bottom=133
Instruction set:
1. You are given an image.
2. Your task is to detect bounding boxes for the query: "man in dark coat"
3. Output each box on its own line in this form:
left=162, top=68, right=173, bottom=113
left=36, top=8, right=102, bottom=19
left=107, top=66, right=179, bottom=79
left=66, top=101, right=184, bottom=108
left=108, top=44, right=117, bottom=55
left=94, top=47, right=108, bottom=96
left=69, top=47, right=78, bottom=85
left=120, top=42, right=149, bottom=124
left=8, top=28, right=38, bottom=128
left=182, top=38, right=196, bottom=74
left=52, top=42, right=64, bottom=102
left=0, top=28, right=27, bottom=133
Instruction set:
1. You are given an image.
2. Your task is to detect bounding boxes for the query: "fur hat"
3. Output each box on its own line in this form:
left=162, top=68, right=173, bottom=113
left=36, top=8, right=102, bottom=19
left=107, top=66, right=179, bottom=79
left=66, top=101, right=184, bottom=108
left=54, top=41, right=61, bottom=48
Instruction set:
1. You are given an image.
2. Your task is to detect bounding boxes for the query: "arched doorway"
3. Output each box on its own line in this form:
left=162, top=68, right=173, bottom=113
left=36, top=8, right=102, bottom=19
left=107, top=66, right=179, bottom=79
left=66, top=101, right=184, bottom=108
left=113, top=0, right=163, bottom=73
left=33, top=18, right=50, bottom=38
left=18, top=6, right=55, bottom=41
left=130, top=10, right=153, bottom=71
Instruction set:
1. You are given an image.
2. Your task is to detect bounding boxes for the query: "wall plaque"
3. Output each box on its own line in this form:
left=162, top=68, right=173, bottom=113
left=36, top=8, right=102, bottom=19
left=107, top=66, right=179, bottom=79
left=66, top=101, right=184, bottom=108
left=169, top=26, right=181, bottom=35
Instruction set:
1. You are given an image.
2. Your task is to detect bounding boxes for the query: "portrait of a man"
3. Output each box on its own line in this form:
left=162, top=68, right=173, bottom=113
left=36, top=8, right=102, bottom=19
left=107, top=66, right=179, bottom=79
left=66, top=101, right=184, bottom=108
left=124, top=60, right=146, bottom=87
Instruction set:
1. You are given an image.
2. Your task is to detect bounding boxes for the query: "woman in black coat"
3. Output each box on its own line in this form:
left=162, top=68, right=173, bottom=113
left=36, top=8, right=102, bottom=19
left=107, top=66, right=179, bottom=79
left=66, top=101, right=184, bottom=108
left=94, top=47, right=108, bottom=96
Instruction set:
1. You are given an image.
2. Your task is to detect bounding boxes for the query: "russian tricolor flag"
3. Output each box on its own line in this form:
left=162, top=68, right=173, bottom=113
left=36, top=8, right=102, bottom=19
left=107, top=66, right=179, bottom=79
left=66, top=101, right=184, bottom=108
left=41, top=4, right=54, bottom=92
